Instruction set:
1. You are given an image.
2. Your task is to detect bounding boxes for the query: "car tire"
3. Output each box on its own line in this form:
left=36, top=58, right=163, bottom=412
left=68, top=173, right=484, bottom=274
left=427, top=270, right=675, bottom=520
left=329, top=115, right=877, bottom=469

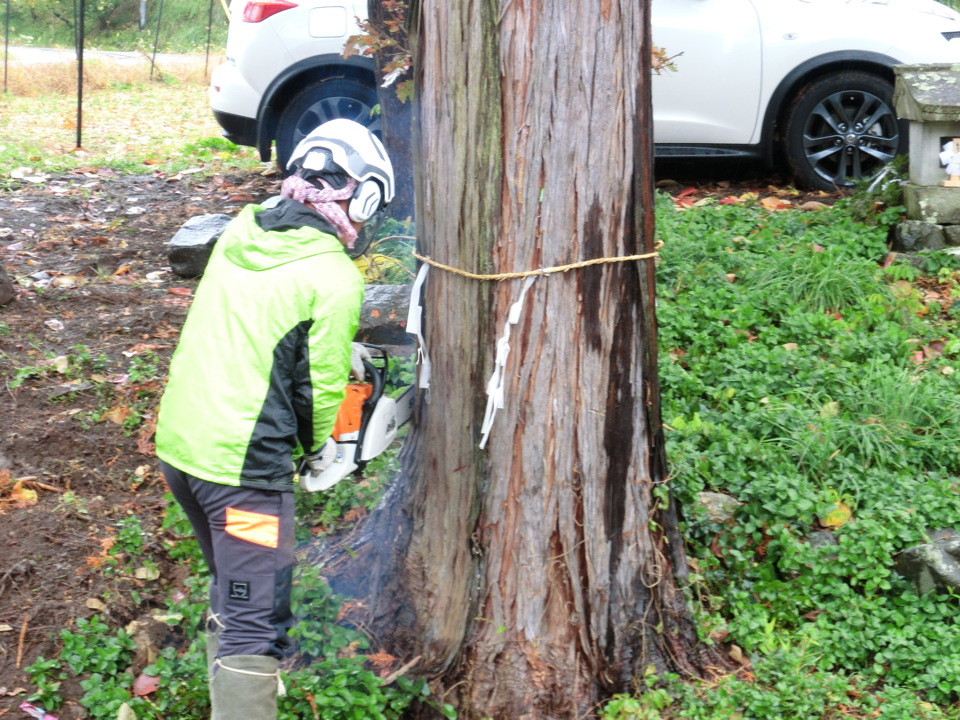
left=275, top=76, right=381, bottom=172
left=783, top=71, right=903, bottom=191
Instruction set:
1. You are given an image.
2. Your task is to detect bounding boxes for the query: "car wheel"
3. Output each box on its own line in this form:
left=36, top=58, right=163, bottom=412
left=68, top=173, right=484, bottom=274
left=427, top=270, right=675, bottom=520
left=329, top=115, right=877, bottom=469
left=784, top=72, right=902, bottom=191
left=275, top=77, right=381, bottom=172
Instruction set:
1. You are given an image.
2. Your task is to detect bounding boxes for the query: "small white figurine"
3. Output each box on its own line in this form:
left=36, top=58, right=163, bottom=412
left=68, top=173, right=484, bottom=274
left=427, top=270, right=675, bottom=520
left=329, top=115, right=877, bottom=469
left=940, top=138, right=960, bottom=188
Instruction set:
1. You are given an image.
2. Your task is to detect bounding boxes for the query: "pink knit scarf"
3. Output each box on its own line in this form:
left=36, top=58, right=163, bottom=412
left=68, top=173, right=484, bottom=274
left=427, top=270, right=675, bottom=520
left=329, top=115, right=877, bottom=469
left=280, top=174, right=359, bottom=249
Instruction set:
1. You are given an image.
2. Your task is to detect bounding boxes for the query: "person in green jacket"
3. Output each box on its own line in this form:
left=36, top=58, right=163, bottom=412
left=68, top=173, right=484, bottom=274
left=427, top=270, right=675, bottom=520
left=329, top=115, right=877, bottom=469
left=155, top=118, right=394, bottom=720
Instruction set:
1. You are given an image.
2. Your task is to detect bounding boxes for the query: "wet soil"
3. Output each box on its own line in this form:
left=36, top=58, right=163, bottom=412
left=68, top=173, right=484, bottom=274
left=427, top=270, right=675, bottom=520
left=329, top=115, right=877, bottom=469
left=0, top=168, right=278, bottom=718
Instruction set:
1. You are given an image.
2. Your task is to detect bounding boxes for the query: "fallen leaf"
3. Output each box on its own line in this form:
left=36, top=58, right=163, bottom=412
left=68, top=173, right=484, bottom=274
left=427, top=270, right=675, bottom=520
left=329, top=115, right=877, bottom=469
left=19, top=702, right=59, bottom=720
left=168, top=287, right=193, bottom=297
left=820, top=501, right=852, bottom=529
left=10, top=481, right=38, bottom=506
left=0, top=623, right=13, bottom=632
left=50, top=355, right=70, bottom=373
left=367, top=650, right=399, bottom=670
left=51, top=275, right=85, bottom=288
left=85, top=597, right=106, bottom=611
left=133, top=673, right=160, bottom=697
left=760, top=196, right=792, bottom=211
left=229, top=194, right=256, bottom=203
left=134, top=567, right=160, bottom=581
left=924, top=340, right=945, bottom=358
left=799, top=201, right=829, bottom=211
left=104, top=405, right=131, bottom=425
left=782, top=342, right=799, bottom=351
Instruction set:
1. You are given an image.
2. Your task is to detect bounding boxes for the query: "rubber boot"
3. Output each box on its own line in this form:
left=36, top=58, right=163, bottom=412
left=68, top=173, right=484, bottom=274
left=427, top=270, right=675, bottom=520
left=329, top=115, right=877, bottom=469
left=210, top=655, right=280, bottom=720
left=204, top=613, right=223, bottom=674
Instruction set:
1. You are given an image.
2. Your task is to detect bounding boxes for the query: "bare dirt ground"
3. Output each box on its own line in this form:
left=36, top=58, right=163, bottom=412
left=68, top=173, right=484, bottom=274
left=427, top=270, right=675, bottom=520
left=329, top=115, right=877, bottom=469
left=0, top=167, right=278, bottom=718
left=0, top=159, right=842, bottom=717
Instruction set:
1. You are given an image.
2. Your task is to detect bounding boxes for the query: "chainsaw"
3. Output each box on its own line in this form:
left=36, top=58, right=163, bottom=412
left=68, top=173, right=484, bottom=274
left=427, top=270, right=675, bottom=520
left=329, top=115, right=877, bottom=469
left=299, top=343, right=414, bottom=492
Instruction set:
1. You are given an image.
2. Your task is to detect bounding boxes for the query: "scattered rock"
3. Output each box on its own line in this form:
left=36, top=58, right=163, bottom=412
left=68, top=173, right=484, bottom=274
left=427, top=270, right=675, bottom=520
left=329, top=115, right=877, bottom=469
left=893, top=219, right=946, bottom=252
left=807, top=531, right=839, bottom=550
left=695, top=491, right=742, bottom=524
left=894, top=528, right=960, bottom=594
left=167, top=213, right=232, bottom=277
left=0, top=267, right=14, bottom=305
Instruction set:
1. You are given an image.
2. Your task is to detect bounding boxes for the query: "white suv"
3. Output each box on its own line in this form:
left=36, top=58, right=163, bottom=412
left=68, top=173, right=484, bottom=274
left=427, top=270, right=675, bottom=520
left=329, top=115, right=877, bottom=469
left=210, top=0, right=377, bottom=171
left=211, top=0, right=960, bottom=190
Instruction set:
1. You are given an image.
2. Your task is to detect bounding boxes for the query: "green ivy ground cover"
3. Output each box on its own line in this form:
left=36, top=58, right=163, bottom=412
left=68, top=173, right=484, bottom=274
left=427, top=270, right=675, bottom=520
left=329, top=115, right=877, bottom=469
left=620, top=191, right=960, bottom=719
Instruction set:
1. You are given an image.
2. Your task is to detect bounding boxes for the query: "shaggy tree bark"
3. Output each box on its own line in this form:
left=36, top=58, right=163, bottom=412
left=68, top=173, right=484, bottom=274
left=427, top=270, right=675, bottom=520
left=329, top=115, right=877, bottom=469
left=314, top=0, right=721, bottom=717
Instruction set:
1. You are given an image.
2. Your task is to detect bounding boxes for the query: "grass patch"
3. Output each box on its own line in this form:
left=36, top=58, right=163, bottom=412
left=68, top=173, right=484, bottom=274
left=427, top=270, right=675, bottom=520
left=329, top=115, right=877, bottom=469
left=0, top=58, right=265, bottom=176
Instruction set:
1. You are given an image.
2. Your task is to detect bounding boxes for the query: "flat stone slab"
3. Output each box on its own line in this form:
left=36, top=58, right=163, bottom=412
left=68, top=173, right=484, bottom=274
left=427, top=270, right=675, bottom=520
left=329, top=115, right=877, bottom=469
left=903, top=184, right=960, bottom=225
left=895, top=64, right=960, bottom=123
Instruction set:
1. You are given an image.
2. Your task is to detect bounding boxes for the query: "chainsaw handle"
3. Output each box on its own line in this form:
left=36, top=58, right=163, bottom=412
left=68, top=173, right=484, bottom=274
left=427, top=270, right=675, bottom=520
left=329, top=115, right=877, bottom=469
left=362, top=358, right=384, bottom=407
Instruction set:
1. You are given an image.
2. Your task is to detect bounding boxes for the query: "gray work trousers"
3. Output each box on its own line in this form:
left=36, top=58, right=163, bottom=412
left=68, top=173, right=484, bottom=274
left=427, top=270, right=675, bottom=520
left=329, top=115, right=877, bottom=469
left=160, top=461, right=295, bottom=660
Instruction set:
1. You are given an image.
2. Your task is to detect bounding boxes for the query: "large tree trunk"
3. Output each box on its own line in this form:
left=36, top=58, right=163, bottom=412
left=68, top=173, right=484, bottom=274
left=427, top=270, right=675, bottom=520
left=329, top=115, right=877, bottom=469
left=314, top=0, right=721, bottom=717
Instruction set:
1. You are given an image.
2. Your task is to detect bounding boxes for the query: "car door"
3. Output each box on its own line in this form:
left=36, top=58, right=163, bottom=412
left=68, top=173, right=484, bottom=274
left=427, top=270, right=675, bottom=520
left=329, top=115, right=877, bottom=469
left=652, top=0, right=764, bottom=145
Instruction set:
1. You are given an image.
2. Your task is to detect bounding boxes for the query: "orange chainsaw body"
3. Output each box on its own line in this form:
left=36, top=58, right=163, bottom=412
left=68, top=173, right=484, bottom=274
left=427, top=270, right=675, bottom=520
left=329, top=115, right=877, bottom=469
left=332, top=382, right=374, bottom=441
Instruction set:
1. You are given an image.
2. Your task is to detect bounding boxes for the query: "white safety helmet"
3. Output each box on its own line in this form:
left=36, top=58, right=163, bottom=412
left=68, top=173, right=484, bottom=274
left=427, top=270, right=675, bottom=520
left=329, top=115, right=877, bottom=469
left=286, top=119, right=395, bottom=223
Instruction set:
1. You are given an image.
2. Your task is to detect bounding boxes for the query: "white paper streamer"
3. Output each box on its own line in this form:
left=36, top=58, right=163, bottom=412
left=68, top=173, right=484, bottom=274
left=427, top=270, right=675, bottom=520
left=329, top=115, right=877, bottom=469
left=479, top=275, right=538, bottom=449
left=406, top=263, right=432, bottom=389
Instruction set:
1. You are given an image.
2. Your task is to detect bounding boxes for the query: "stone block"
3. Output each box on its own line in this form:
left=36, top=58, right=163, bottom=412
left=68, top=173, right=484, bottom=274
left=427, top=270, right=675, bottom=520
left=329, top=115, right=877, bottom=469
left=695, top=491, right=742, bottom=524
left=893, top=219, right=945, bottom=252
left=894, top=529, right=960, bottom=595
left=168, top=214, right=232, bottom=277
left=903, top=183, right=960, bottom=225
left=944, top=226, right=960, bottom=247
left=0, top=267, right=14, bottom=305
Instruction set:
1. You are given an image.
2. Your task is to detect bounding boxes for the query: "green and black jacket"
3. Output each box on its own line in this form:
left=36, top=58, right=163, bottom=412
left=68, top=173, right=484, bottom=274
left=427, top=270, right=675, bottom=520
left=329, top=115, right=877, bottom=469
left=155, top=199, right=363, bottom=491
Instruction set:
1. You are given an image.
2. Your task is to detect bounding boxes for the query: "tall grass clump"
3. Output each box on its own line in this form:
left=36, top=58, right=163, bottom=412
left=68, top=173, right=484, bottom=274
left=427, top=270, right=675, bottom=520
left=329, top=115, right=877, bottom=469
left=618, top=192, right=960, bottom=717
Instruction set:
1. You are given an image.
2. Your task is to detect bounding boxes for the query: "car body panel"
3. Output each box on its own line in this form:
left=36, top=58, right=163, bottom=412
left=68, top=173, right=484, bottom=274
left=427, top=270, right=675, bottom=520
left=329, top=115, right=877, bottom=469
left=651, top=0, right=960, bottom=150
left=211, top=0, right=368, bottom=118
left=651, top=0, right=763, bottom=145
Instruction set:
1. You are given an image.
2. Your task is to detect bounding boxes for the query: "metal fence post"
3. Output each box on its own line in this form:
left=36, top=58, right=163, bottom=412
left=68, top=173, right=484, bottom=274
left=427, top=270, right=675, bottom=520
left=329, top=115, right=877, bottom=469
left=75, top=0, right=84, bottom=148
left=150, top=0, right=165, bottom=81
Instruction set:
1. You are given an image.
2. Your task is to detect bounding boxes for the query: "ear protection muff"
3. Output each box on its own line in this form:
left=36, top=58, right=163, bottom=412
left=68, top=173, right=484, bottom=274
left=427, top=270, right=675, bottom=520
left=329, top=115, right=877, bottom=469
left=348, top=179, right=383, bottom=223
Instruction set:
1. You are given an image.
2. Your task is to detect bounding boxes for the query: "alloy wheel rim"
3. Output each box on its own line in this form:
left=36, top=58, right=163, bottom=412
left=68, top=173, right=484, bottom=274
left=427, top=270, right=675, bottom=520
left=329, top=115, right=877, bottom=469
left=801, top=89, right=899, bottom=186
